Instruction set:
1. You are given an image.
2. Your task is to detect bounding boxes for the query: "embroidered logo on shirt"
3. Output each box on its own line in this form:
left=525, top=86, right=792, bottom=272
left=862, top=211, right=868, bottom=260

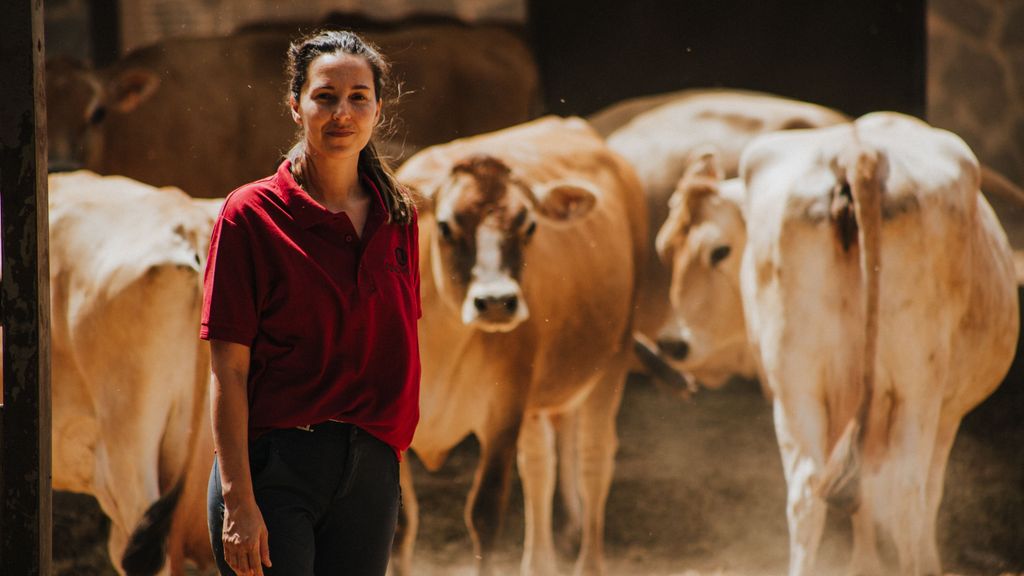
left=387, top=247, right=409, bottom=274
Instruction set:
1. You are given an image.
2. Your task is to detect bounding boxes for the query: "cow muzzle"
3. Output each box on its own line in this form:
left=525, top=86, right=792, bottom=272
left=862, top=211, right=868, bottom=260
left=461, top=279, right=529, bottom=332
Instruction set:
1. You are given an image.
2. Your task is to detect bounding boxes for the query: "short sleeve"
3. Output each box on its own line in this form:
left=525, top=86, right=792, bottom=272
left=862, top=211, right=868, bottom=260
left=201, top=214, right=259, bottom=344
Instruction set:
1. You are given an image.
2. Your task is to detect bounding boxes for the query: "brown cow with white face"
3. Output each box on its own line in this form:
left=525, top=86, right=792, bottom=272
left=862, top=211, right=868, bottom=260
left=395, top=116, right=646, bottom=576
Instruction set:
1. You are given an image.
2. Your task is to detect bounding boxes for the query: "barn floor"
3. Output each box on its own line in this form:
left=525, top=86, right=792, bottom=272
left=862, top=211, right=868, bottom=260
left=55, top=370, right=1024, bottom=576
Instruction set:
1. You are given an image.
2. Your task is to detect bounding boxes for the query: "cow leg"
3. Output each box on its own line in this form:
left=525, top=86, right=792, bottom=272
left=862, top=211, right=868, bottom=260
left=517, top=411, right=558, bottom=576
left=773, top=395, right=829, bottom=576
left=467, top=419, right=522, bottom=576
left=887, top=398, right=939, bottom=576
left=552, top=410, right=582, bottom=555
left=392, top=460, right=420, bottom=576
left=848, top=481, right=883, bottom=576
left=918, top=411, right=959, bottom=576
left=574, top=362, right=627, bottom=576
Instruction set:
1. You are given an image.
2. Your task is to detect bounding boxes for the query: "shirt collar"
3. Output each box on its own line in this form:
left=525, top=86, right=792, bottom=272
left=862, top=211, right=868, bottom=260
left=273, top=160, right=389, bottom=229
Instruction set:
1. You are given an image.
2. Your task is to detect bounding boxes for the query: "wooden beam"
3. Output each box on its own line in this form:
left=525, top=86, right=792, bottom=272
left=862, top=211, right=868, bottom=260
left=0, top=0, right=52, bottom=574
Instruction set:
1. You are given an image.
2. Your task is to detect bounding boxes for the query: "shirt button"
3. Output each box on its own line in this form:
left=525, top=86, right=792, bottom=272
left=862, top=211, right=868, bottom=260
left=345, top=234, right=354, bottom=243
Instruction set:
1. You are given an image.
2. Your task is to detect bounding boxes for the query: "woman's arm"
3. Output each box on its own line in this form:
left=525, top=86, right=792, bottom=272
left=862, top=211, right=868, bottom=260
left=210, top=339, right=271, bottom=576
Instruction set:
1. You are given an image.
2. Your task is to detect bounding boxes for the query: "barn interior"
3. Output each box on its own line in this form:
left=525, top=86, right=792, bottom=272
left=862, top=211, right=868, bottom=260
left=8, top=0, right=1024, bottom=574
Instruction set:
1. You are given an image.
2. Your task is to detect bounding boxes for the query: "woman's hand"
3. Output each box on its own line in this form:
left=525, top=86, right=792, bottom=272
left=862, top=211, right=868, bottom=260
left=210, top=339, right=270, bottom=575
left=222, top=498, right=272, bottom=576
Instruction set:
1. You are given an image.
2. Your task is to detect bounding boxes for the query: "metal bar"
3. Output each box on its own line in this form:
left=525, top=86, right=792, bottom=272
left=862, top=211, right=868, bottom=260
left=0, top=0, right=53, bottom=574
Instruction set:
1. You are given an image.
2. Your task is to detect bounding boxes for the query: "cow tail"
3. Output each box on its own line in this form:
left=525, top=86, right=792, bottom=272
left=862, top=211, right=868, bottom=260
left=817, top=145, right=881, bottom=512
left=121, top=479, right=185, bottom=575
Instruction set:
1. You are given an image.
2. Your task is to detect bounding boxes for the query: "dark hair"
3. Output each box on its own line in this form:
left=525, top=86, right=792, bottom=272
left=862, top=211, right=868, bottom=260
left=285, top=30, right=414, bottom=225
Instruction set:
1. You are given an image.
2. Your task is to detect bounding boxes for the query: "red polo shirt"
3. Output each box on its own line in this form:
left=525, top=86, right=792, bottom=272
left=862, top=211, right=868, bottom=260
left=200, top=160, right=420, bottom=455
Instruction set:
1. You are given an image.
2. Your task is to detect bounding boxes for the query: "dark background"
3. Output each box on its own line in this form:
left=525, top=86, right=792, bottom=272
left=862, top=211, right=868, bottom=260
left=527, top=0, right=926, bottom=118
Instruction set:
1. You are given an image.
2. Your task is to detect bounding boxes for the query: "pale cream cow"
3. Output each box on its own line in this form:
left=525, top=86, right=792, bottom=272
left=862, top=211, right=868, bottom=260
left=395, top=116, right=646, bottom=576
left=655, top=113, right=1019, bottom=575
left=34, top=172, right=216, bottom=574
left=592, top=89, right=849, bottom=342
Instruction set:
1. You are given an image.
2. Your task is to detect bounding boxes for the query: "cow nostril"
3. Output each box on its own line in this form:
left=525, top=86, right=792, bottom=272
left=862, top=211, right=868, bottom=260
left=657, top=338, right=690, bottom=361
left=474, top=295, right=519, bottom=315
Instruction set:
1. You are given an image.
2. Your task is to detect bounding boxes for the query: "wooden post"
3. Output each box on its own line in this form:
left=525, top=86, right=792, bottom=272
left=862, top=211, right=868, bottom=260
left=0, top=0, right=52, bottom=574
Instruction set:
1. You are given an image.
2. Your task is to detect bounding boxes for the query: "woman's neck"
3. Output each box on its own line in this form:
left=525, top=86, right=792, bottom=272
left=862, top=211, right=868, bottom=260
left=301, top=152, right=364, bottom=212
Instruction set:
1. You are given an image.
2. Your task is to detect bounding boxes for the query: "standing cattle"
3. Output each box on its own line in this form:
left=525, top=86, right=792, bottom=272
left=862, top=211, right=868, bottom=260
left=655, top=113, right=1019, bottom=575
left=2, top=172, right=219, bottom=575
left=46, top=22, right=540, bottom=197
left=394, top=116, right=646, bottom=576
left=591, top=89, right=849, bottom=335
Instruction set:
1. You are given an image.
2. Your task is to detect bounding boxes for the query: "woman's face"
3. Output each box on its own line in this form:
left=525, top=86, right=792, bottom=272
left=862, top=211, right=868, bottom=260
left=290, top=52, right=381, bottom=162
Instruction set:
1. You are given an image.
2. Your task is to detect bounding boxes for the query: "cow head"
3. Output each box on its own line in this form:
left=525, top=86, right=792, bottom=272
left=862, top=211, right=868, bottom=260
left=654, top=148, right=755, bottom=387
left=45, top=58, right=159, bottom=172
left=425, top=154, right=597, bottom=333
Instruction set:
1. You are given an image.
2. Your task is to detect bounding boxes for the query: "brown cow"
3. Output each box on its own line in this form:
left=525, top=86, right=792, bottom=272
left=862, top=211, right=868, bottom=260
left=394, top=116, right=646, bottom=576
left=46, top=23, right=540, bottom=198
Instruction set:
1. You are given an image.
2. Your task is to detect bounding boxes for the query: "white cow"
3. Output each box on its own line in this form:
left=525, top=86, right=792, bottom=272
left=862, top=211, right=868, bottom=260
left=655, top=113, right=1019, bottom=575
left=4, top=172, right=219, bottom=575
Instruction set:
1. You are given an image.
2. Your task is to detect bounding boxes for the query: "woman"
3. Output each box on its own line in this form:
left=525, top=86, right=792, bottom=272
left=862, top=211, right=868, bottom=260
left=201, top=30, right=420, bottom=576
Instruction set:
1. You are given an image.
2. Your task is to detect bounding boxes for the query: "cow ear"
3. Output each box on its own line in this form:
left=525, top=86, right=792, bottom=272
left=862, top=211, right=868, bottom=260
left=534, top=179, right=598, bottom=221
left=685, top=145, right=724, bottom=182
left=107, top=68, right=160, bottom=113
left=670, top=146, right=723, bottom=210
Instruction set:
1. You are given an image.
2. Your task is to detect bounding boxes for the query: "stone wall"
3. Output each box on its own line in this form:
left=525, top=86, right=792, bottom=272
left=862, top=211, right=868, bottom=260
left=929, top=0, right=1024, bottom=188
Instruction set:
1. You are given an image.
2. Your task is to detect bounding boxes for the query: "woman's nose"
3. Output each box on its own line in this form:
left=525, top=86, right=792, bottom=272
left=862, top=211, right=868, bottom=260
left=332, top=102, right=349, bottom=119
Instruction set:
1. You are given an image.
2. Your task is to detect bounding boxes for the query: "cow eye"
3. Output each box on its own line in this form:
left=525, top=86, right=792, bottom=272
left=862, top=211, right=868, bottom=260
left=89, top=105, right=107, bottom=125
left=710, top=245, right=731, bottom=266
left=524, top=221, right=537, bottom=238
left=437, top=221, right=454, bottom=243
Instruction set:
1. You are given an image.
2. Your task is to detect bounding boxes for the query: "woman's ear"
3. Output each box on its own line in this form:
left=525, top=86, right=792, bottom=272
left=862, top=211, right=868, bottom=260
left=374, top=98, right=383, bottom=125
left=289, top=95, right=302, bottom=126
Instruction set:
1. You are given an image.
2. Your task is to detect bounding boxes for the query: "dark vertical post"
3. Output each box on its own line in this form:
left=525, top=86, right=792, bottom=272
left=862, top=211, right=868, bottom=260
left=89, top=0, right=121, bottom=65
left=0, top=0, right=52, bottom=574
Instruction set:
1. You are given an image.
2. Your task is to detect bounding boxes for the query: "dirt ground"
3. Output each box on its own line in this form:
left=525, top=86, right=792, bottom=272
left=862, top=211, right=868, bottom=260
left=54, top=358, right=1024, bottom=576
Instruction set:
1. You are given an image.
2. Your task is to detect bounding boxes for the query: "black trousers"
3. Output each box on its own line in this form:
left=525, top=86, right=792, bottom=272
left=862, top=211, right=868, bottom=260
left=207, top=422, right=400, bottom=575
